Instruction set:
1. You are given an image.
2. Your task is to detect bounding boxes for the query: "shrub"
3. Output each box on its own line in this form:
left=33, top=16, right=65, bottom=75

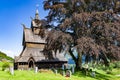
left=2, top=62, right=10, bottom=71
left=108, top=63, right=115, bottom=71
left=106, top=65, right=113, bottom=74
left=114, top=61, right=120, bottom=68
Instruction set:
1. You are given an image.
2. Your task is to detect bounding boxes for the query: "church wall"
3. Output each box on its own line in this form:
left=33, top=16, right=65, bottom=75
left=26, top=43, right=45, bottom=49
left=18, top=63, right=28, bottom=70
left=35, top=62, right=67, bottom=69
left=15, top=62, right=67, bottom=70
left=33, top=28, right=40, bottom=35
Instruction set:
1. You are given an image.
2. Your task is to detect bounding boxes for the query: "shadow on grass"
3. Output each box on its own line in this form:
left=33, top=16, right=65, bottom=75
left=95, top=72, right=112, bottom=80
left=73, top=71, right=112, bottom=80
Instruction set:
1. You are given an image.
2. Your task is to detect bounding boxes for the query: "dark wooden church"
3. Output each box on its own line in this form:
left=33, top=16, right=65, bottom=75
left=14, top=9, right=67, bottom=70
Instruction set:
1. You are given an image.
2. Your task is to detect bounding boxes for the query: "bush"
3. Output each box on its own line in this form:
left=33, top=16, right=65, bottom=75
left=105, top=64, right=113, bottom=74
left=108, top=63, right=116, bottom=71
left=2, top=62, right=10, bottom=71
left=114, top=61, right=120, bottom=68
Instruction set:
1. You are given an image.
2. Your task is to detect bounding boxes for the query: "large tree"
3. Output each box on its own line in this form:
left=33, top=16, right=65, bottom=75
left=42, top=0, right=120, bottom=69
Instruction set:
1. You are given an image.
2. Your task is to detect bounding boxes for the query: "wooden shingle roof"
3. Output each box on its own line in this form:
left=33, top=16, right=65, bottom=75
left=24, top=28, right=46, bottom=43
left=16, top=47, right=67, bottom=62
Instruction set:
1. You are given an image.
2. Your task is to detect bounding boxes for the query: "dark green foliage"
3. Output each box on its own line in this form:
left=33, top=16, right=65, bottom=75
left=0, top=51, right=7, bottom=58
left=114, top=61, right=120, bottom=68
left=2, top=62, right=10, bottom=71
left=107, top=61, right=120, bottom=69
left=6, top=56, right=13, bottom=61
left=93, top=61, right=120, bottom=74
left=0, top=51, right=13, bottom=61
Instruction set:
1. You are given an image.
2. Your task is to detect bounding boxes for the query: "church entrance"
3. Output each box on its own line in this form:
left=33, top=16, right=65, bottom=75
left=28, top=60, right=34, bottom=68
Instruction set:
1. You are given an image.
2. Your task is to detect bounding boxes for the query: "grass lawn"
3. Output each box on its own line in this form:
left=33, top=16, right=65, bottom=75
left=0, top=68, right=120, bottom=80
left=0, top=70, right=84, bottom=80
left=0, top=62, right=120, bottom=80
left=74, top=68, right=120, bottom=80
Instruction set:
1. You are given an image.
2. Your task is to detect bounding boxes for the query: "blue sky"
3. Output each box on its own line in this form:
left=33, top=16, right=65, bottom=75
left=0, top=0, right=48, bottom=57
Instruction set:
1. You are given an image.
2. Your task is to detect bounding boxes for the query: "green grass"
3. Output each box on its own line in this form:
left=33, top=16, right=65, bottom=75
left=0, top=62, right=120, bottom=80
left=73, top=68, right=120, bottom=80
left=0, top=70, right=75, bottom=80
left=0, top=68, right=120, bottom=80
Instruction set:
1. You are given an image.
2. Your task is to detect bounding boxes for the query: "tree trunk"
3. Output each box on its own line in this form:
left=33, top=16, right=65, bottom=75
left=69, top=48, right=77, bottom=62
left=77, top=52, right=82, bottom=70
left=69, top=48, right=83, bottom=70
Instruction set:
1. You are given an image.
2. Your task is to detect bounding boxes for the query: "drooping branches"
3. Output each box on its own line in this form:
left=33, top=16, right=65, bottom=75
left=44, top=30, right=73, bottom=55
left=43, top=0, right=120, bottom=68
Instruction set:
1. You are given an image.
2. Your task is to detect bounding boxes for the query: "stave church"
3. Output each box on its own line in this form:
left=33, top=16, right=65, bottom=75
left=14, top=9, right=67, bottom=70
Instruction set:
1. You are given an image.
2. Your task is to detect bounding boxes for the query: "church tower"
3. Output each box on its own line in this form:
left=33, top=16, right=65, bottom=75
left=31, top=8, right=42, bottom=35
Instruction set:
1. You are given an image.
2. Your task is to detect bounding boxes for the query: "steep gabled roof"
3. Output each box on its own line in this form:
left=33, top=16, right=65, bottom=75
left=16, top=47, right=67, bottom=62
left=23, top=28, right=46, bottom=43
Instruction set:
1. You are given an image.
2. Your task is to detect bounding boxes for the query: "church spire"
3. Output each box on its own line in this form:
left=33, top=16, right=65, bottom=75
left=35, top=4, right=40, bottom=19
